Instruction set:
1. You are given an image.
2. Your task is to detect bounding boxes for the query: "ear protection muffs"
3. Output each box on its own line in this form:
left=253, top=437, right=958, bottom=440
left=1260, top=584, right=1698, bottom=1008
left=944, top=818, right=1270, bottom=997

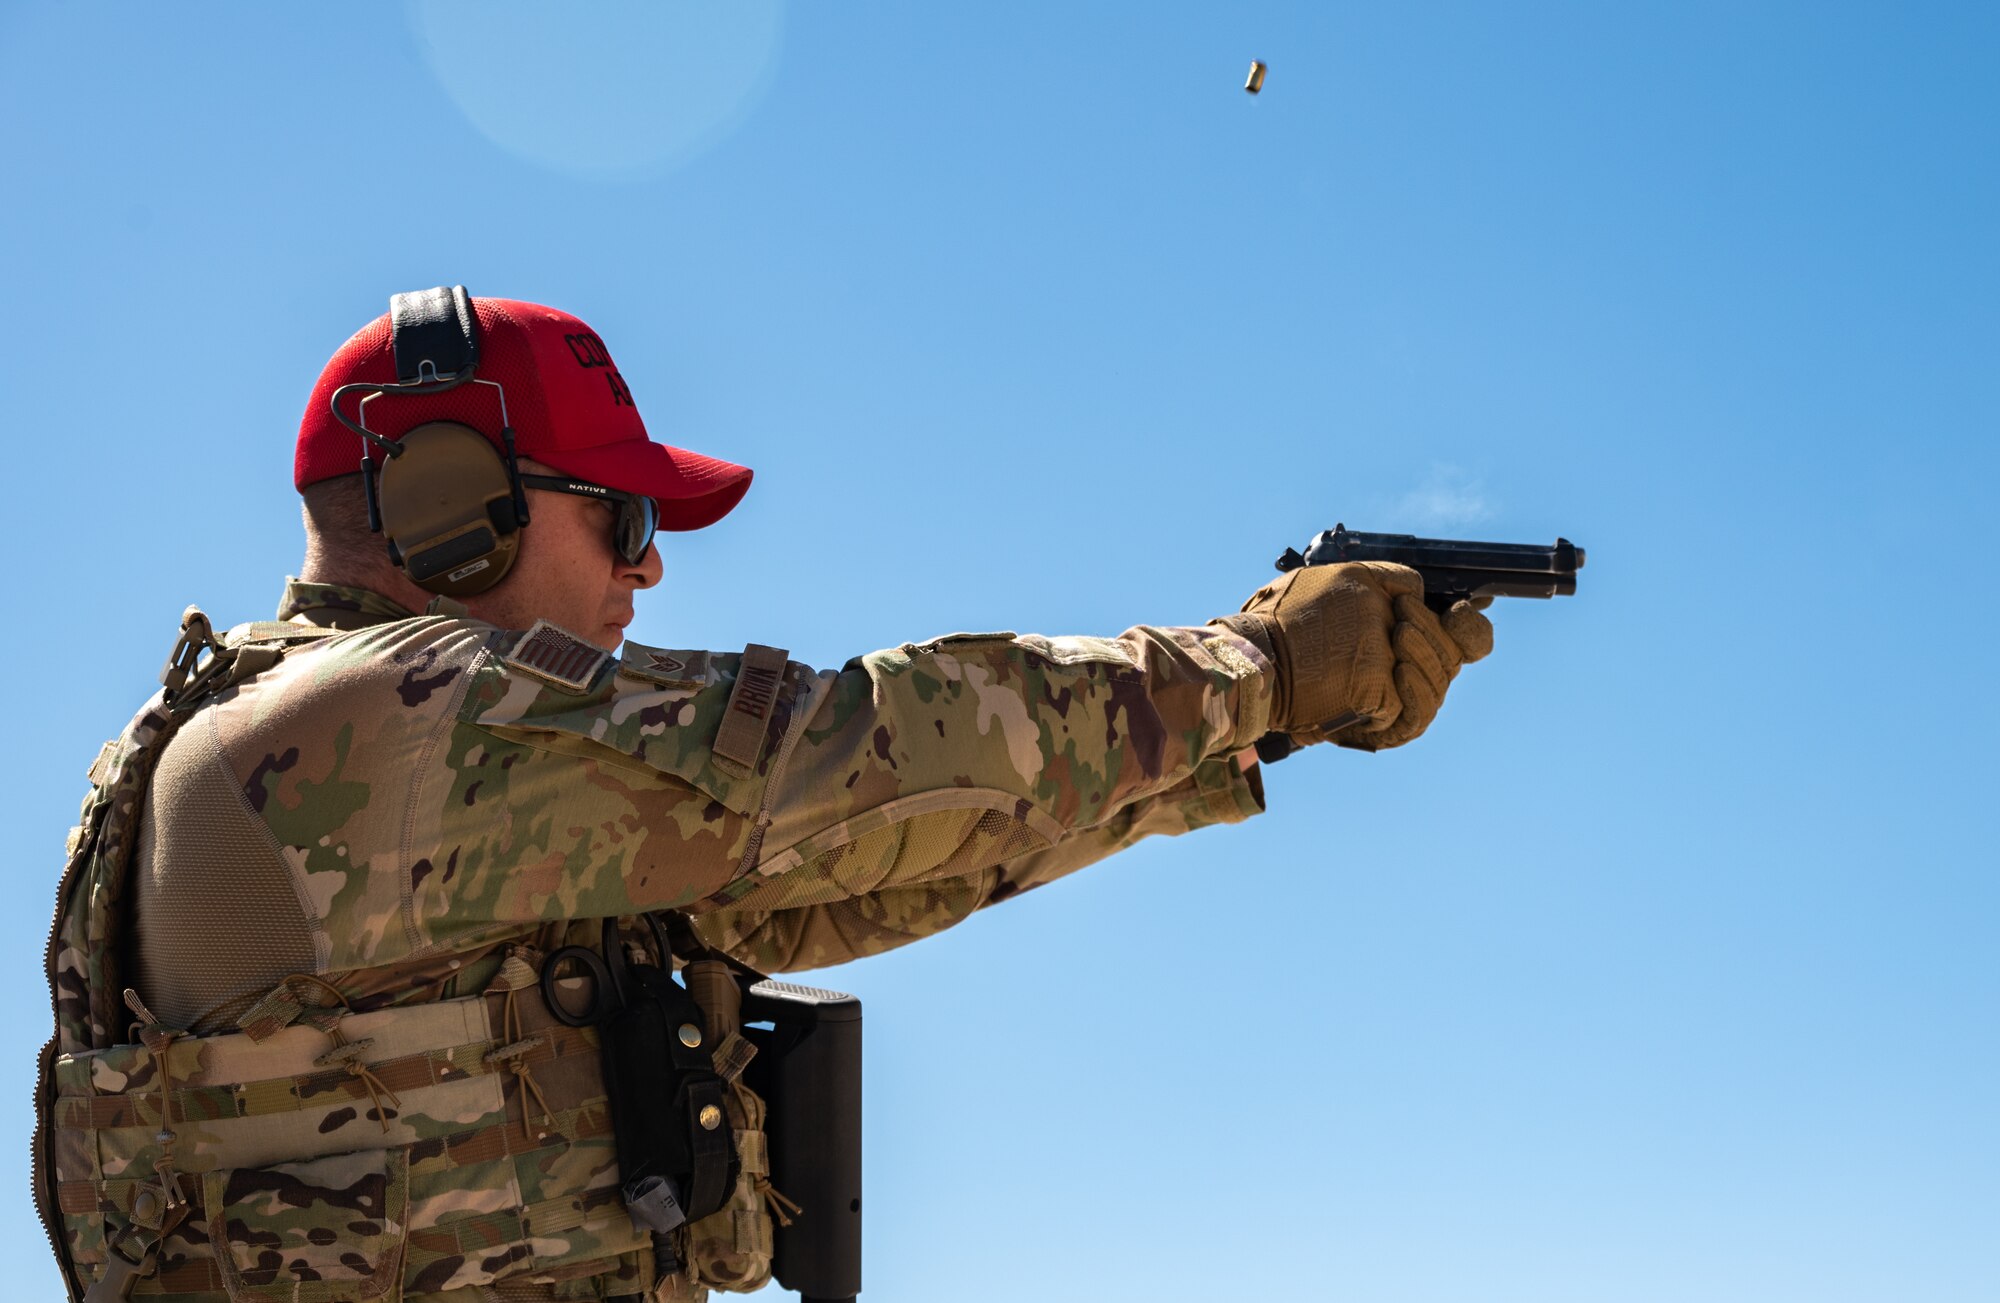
left=374, top=420, right=524, bottom=596
left=328, top=285, right=533, bottom=597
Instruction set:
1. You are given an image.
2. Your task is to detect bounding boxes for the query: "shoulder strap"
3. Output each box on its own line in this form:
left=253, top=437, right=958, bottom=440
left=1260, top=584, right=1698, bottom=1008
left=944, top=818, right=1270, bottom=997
left=226, top=620, right=340, bottom=646
left=160, top=609, right=337, bottom=713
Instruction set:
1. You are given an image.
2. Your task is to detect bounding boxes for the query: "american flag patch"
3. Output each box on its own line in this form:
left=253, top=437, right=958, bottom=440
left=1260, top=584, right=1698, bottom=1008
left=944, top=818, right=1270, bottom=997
left=502, top=620, right=609, bottom=693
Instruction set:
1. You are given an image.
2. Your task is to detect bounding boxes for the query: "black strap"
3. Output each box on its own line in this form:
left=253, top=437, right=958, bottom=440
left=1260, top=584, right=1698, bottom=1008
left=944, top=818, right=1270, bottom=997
left=388, top=285, right=477, bottom=384
left=595, top=922, right=742, bottom=1234
left=683, top=1076, right=733, bottom=1217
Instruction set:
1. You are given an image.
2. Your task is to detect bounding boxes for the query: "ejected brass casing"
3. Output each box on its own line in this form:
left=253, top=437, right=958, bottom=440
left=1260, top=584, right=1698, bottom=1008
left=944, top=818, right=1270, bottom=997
left=1245, top=61, right=1267, bottom=94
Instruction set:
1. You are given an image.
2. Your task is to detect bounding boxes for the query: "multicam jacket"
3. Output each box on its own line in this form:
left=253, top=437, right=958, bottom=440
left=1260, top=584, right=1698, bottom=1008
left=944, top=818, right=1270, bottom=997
left=145, top=579, right=1273, bottom=1012
left=43, top=579, right=1274, bottom=1301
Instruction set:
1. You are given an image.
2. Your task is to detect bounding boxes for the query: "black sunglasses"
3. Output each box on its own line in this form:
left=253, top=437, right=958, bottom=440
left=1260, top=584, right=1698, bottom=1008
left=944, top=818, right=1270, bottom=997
left=518, top=475, right=659, bottom=564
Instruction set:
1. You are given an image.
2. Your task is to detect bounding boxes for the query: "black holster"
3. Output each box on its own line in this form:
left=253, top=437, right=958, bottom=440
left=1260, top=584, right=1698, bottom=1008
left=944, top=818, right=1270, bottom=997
left=594, top=918, right=740, bottom=1256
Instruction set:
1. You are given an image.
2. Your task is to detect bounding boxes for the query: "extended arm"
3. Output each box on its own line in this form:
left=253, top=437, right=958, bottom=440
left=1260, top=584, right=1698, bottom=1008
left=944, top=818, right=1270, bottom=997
left=692, top=625, right=1276, bottom=968
left=697, top=754, right=1262, bottom=971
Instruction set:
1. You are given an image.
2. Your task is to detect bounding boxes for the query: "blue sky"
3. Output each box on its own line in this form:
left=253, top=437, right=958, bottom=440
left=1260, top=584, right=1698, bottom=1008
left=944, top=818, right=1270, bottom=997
left=2, top=4, right=1993, bottom=1299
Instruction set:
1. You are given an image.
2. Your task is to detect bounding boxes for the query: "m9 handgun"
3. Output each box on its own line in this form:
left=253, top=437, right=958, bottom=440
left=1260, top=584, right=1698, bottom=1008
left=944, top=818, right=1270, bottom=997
left=1275, top=524, right=1585, bottom=611
left=1254, top=524, right=1586, bottom=763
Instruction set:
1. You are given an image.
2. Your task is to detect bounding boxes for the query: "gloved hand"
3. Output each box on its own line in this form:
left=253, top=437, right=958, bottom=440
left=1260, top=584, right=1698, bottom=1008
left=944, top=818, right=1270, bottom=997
left=1214, top=562, right=1494, bottom=751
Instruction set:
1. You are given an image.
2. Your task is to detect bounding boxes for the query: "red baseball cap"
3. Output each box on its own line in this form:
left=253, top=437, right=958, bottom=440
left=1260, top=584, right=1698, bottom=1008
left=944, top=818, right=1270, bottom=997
left=296, top=295, right=752, bottom=531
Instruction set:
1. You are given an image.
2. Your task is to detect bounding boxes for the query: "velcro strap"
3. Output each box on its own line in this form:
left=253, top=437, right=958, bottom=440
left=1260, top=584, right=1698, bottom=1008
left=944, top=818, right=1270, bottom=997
left=60, top=1106, right=615, bottom=1220
left=56, top=1023, right=602, bottom=1130
left=734, top=1207, right=773, bottom=1256
left=223, top=621, right=340, bottom=648
left=732, top=1127, right=767, bottom=1177
left=685, top=1077, right=732, bottom=1220
left=234, top=986, right=309, bottom=1041
left=710, top=1031, right=757, bottom=1085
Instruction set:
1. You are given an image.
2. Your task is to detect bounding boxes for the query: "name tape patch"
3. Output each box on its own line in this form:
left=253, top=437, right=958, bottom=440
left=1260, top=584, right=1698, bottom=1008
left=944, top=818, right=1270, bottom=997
left=502, top=620, right=610, bottom=694
left=712, top=643, right=790, bottom=774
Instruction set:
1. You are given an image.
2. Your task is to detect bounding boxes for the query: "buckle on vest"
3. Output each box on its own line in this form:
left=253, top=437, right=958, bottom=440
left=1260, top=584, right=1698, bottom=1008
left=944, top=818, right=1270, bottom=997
left=159, top=607, right=227, bottom=706
left=83, top=1179, right=190, bottom=1303
left=80, top=1239, right=153, bottom=1303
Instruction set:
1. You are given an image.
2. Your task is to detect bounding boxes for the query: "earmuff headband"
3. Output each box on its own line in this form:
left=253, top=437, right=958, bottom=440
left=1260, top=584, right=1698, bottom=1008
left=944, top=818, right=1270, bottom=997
left=390, top=286, right=478, bottom=384
left=329, top=286, right=482, bottom=461
left=327, top=286, right=535, bottom=594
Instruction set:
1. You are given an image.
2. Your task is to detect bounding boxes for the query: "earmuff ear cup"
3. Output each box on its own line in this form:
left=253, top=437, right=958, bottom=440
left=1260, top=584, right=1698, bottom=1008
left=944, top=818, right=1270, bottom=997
left=375, top=422, right=522, bottom=597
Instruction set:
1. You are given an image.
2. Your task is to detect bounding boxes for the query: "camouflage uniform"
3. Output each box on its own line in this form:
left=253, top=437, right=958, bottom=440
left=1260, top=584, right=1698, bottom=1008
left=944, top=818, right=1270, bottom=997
left=47, top=578, right=1273, bottom=1300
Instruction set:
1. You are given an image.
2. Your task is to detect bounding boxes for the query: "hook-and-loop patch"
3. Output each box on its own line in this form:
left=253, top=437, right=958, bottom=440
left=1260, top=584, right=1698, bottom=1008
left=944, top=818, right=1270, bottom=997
left=501, top=620, right=610, bottom=694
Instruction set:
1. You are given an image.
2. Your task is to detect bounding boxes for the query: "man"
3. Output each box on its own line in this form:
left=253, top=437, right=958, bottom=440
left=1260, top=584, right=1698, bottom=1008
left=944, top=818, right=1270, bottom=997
left=38, top=290, right=1491, bottom=1302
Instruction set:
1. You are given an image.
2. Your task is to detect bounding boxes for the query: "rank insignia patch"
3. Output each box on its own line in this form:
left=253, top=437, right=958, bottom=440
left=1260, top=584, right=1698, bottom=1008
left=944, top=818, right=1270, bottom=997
left=619, top=644, right=711, bottom=689
left=502, top=620, right=609, bottom=693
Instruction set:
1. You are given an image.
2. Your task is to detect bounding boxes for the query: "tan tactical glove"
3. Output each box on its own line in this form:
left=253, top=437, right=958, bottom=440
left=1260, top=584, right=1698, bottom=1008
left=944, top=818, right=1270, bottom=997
left=1215, top=562, right=1494, bottom=751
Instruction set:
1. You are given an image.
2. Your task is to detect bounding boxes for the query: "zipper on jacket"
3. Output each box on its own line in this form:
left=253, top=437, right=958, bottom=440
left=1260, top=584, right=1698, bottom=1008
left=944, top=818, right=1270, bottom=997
left=37, top=797, right=102, bottom=1303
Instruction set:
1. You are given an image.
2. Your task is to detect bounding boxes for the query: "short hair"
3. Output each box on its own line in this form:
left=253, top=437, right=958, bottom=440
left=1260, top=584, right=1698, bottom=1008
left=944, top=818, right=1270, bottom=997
left=300, top=473, right=395, bottom=583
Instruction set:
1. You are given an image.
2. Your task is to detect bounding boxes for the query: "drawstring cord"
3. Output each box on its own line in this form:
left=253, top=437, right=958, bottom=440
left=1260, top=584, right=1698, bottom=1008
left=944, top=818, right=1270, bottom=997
left=485, top=986, right=554, bottom=1142
left=286, top=972, right=352, bottom=1007
left=287, top=974, right=404, bottom=1134
left=121, top=991, right=188, bottom=1214
left=95, top=990, right=194, bottom=1300
left=313, top=1034, right=404, bottom=1133
left=755, top=1176, right=803, bottom=1228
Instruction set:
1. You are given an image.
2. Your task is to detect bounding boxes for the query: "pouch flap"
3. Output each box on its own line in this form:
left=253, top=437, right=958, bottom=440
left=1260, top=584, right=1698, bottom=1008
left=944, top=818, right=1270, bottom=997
left=201, top=1147, right=409, bottom=1301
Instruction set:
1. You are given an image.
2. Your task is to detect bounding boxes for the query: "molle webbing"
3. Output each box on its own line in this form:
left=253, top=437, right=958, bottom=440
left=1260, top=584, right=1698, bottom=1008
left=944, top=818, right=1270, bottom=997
left=50, top=983, right=649, bottom=1299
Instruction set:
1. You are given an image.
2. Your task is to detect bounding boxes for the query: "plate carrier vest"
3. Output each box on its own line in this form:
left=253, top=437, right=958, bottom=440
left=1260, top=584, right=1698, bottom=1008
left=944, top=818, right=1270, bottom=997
left=33, top=610, right=780, bottom=1303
